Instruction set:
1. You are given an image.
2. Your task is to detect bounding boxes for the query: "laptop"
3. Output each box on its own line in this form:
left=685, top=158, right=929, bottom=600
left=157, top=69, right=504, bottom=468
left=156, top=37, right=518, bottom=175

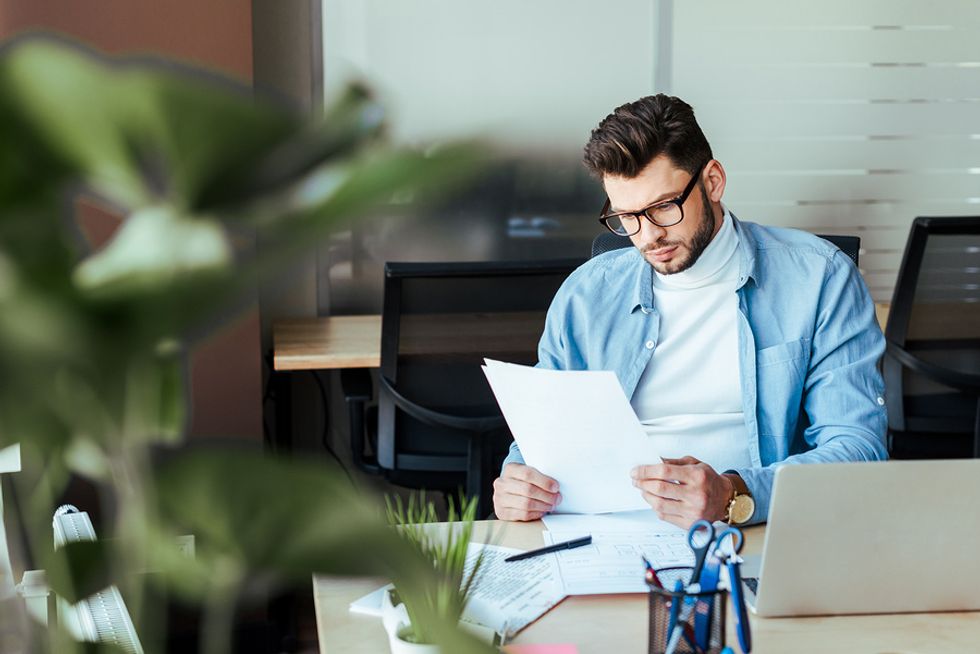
left=740, top=459, right=980, bottom=617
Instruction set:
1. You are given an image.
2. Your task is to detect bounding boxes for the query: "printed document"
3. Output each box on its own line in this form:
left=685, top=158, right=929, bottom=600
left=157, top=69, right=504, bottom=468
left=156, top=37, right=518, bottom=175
left=350, top=543, right=566, bottom=637
left=462, top=543, right=566, bottom=635
left=482, top=359, right=656, bottom=513
left=540, top=511, right=693, bottom=595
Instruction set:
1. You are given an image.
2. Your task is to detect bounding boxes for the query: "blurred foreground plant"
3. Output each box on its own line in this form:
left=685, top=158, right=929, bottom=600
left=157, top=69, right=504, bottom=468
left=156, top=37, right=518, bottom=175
left=0, top=36, right=492, bottom=654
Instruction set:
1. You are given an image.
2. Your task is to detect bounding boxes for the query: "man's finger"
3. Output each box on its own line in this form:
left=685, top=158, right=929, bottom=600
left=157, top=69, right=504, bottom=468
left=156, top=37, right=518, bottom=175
left=642, top=491, right=697, bottom=522
left=504, top=463, right=560, bottom=492
left=496, top=491, right=555, bottom=514
left=660, top=455, right=701, bottom=466
left=497, top=507, right=547, bottom=522
left=640, top=489, right=680, bottom=512
left=630, top=463, right=667, bottom=481
left=495, top=476, right=560, bottom=505
left=650, top=462, right=709, bottom=485
left=635, top=478, right=685, bottom=502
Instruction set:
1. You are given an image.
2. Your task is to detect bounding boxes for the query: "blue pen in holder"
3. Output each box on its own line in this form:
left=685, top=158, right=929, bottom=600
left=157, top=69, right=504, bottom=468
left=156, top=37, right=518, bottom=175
left=647, top=566, right=728, bottom=654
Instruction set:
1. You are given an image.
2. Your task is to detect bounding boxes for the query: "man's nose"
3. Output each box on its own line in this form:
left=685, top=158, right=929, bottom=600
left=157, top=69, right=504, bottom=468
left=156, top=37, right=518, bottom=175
left=637, top=216, right=668, bottom=241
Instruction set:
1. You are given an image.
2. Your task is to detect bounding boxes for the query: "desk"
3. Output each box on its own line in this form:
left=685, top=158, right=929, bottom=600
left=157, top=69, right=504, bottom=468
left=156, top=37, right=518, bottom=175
left=274, top=303, right=891, bottom=373
left=274, top=315, right=382, bottom=371
left=312, top=519, right=980, bottom=654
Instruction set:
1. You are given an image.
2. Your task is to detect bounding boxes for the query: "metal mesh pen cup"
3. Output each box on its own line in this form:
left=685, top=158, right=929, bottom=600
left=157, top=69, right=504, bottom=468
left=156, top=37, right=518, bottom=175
left=647, top=566, right=727, bottom=654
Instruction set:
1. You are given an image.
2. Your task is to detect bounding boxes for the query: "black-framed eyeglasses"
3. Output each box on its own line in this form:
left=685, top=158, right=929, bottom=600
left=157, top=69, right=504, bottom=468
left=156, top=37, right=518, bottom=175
left=598, top=162, right=707, bottom=236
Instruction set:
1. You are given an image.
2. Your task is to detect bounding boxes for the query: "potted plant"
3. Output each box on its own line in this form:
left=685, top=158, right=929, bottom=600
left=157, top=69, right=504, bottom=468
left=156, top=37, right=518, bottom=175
left=0, top=36, right=496, bottom=654
left=383, top=493, right=489, bottom=653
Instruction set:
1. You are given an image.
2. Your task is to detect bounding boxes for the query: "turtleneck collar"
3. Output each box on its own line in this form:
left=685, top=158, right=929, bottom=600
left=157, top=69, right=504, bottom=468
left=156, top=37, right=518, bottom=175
left=653, top=207, right=738, bottom=290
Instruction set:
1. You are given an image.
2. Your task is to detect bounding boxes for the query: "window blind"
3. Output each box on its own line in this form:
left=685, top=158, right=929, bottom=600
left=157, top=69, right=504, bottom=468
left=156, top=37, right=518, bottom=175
left=670, top=0, right=980, bottom=302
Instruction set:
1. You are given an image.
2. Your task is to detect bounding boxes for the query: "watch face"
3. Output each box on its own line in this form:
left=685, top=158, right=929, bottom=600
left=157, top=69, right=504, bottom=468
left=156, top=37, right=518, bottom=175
left=731, top=495, right=755, bottom=524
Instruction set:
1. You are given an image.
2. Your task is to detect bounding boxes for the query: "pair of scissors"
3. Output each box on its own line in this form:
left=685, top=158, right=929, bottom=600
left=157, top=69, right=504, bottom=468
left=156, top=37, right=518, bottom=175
left=688, top=522, right=747, bottom=652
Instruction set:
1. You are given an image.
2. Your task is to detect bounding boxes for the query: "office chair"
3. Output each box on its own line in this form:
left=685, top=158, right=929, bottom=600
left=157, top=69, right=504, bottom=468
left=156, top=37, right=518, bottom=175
left=883, top=216, right=980, bottom=459
left=591, top=231, right=861, bottom=266
left=344, top=259, right=583, bottom=516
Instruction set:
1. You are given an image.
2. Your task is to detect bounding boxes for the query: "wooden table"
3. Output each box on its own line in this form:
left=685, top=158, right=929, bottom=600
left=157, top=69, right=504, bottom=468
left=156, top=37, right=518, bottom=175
left=274, top=304, right=891, bottom=373
left=313, top=519, right=980, bottom=654
left=274, top=315, right=382, bottom=371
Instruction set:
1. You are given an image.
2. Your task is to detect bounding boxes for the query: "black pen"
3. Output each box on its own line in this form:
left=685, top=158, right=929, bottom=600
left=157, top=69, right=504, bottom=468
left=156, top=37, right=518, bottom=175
left=504, top=535, right=593, bottom=562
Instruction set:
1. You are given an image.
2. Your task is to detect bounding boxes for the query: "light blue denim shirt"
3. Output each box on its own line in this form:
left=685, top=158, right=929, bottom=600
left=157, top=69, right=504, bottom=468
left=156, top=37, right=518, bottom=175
left=502, top=215, right=888, bottom=524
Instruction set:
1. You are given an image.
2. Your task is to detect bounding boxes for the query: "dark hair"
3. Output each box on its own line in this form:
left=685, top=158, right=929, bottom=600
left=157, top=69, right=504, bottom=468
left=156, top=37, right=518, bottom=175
left=583, top=94, right=713, bottom=179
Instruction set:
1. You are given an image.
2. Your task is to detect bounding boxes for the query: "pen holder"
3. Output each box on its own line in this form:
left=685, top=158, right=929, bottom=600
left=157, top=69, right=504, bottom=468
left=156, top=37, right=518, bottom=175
left=647, top=566, right=727, bottom=654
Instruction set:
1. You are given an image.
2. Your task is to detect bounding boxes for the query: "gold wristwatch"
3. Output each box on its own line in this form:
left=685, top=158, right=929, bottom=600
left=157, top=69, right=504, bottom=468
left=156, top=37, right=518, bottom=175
left=723, top=473, right=755, bottom=525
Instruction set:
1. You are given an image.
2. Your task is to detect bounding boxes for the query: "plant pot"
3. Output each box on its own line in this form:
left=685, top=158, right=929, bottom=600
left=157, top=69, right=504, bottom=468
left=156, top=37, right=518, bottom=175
left=388, top=627, right=441, bottom=654
left=381, top=588, right=441, bottom=654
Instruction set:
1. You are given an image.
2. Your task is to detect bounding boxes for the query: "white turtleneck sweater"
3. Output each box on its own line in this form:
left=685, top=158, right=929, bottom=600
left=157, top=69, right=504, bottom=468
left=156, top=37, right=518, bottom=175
left=630, top=209, right=753, bottom=473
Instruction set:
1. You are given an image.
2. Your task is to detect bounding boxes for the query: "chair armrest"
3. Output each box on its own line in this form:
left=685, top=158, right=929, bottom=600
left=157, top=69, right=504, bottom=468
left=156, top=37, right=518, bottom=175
left=886, top=342, right=980, bottom=394
left=379, top=376, right=506, bottom=434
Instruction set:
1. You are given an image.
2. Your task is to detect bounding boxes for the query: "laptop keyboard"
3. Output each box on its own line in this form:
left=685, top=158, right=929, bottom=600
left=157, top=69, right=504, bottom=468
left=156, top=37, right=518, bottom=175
left=743, top=577, right=759, bottom=594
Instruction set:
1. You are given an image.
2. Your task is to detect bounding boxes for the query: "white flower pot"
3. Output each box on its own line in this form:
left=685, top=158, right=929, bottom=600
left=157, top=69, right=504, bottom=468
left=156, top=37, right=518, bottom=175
left=381, top=588, right=441, bottom=654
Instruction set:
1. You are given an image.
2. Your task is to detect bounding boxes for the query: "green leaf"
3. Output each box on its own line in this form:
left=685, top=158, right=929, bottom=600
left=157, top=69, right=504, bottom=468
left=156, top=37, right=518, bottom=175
left=118, top=63, right=300, bottom=212
left=73, top=205, right=233, bottom=301
left=45, top=540, right=112, bottom=604
left=189, top=82, right=387, bottom=212
left=0, top=39, right=152, bottom=208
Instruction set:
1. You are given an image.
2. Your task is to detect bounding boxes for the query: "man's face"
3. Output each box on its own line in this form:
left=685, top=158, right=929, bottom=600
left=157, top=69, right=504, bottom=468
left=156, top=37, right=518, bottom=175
left=603, top=156, right=722, bottom=275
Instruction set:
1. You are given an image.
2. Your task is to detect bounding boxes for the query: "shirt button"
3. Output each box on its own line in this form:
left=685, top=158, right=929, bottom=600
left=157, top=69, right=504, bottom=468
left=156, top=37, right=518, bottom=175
left=877, top=396, right=885, bottom=406
left=645, top=340, right=655, bottom=349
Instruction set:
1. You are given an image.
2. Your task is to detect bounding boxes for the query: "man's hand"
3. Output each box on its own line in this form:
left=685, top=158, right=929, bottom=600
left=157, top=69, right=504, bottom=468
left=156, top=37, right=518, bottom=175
left=630, top=456, right=734, bottom=529
left=492, top=463, right=561, bottom=521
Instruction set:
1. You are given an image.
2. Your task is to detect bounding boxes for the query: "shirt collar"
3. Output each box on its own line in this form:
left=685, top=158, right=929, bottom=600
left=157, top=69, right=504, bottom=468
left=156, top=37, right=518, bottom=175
left=730, top=210, right=759, bottom=289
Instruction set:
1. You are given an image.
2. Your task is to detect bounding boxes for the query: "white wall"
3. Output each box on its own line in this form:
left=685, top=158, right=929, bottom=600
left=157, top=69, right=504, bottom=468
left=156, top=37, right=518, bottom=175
left=322, top=0, right=659, bottom=152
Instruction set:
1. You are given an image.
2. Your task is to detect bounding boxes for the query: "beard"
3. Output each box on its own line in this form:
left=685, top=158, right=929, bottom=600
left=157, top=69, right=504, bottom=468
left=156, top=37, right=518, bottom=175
left=645, top=184, right=716, bottom=275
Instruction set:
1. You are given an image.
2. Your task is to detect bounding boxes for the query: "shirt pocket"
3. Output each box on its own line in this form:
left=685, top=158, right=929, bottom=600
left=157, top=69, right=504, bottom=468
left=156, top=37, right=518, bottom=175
left=755, top=338, right=810, bottom=441
left=756, top=338, right=809, bottom=369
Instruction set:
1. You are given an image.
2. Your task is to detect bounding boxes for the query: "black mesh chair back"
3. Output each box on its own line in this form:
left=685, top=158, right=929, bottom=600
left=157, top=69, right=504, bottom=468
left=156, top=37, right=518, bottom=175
left=375, top=259, right=583, bottom=513
left=591, top=231, right=861, bottom=265
left=884, top=216, right=980, bottom=459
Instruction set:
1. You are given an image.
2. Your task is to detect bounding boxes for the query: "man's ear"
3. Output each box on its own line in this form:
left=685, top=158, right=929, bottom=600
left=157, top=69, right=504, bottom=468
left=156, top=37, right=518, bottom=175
left=703, top=159, right=727, bottom=203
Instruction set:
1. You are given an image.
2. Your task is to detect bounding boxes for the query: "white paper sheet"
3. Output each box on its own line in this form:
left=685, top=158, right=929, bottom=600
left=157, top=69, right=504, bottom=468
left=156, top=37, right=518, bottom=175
left=348, top=583, right=392, bottom=616
left=482, top=359, right=657, bottom=514
left=542, top=530, right=694, bottom=595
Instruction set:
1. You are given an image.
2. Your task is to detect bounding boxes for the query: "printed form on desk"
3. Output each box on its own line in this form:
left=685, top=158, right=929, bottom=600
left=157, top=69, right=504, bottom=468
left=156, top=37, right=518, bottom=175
left=349, top=543, right=566, bottom=638
left=541, top=511, right=694, bottom=595
left=482, top=359, right=656, bottom=514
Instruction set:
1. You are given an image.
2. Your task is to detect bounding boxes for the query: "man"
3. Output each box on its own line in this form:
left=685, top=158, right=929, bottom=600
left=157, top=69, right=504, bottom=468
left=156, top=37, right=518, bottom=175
left=492, top=94, right=888, bottom=528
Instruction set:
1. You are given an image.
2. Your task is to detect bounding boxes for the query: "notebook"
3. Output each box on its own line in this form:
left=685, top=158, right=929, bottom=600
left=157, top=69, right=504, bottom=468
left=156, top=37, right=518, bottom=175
left=741, top=459, right=980, bottom=617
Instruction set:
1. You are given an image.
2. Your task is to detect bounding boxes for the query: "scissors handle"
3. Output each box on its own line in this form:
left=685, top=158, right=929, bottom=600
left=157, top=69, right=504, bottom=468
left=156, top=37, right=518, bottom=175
left=686, top=519, right=715, bottom=584
left=714, top=527, right=744, bottom=557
